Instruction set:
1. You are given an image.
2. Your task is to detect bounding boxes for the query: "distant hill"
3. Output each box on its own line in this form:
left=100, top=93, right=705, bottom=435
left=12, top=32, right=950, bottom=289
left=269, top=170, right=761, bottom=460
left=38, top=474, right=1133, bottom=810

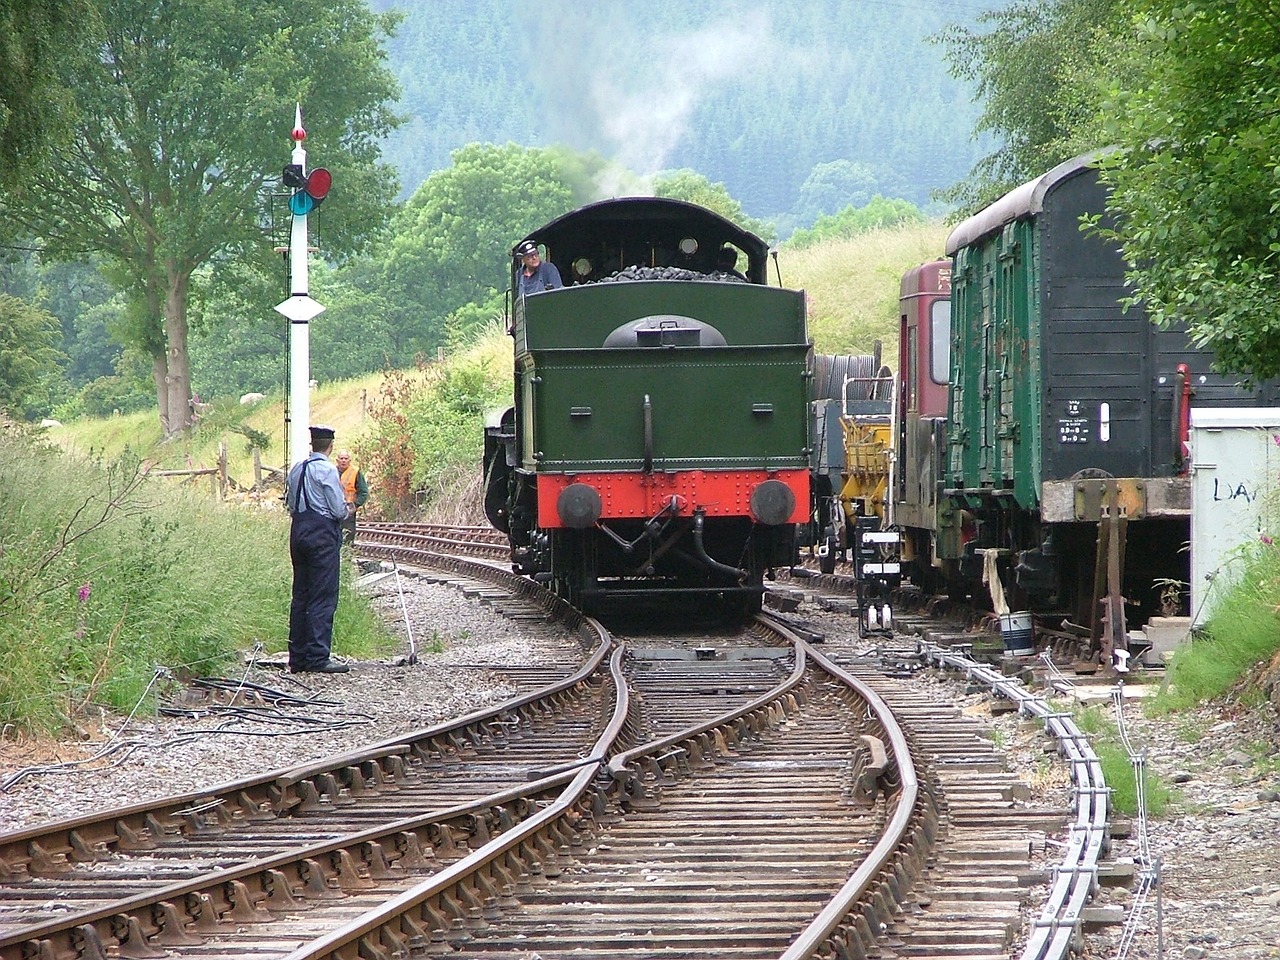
left=370, top=0, right=998, bottom=222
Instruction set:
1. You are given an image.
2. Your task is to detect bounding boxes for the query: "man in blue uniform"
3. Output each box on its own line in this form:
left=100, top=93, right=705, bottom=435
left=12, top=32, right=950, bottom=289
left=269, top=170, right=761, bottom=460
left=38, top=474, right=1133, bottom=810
left=515, top=239, right=562, bottom=295
left=285, top=425, right=351, bottom=673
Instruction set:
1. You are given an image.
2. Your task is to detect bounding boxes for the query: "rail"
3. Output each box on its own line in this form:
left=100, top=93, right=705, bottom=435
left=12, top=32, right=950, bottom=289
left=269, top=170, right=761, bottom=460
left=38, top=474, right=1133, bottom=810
left=918, top=639, right=1108, bottom=960
left=280, top=643, right=632, bottom=960
left=778, top=629, right=934, bottom=960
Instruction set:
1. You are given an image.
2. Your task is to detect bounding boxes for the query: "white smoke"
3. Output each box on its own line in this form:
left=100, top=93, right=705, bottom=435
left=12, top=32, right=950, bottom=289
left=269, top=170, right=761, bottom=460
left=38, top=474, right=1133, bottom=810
left=532, top=9, right=774, bottom=192
left=598, top=16, right=770, bottom=178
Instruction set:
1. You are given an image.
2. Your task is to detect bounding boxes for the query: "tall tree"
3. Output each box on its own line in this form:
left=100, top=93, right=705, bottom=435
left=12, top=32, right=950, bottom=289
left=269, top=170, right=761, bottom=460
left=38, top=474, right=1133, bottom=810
left=380, top=143, right=577, bottom=356
left=935, top=0, right=1126, bottom=211
left=0, top=0, right=95, bottom=185
left=0, top=0, right=401, bottom=437
left=654, top=170, right=773, bottom=240
left=1096, top=0, right=1280, bottom=380
left=0, top=294, right=64, bottom=419
left=792, top=161, right=882, bottom=229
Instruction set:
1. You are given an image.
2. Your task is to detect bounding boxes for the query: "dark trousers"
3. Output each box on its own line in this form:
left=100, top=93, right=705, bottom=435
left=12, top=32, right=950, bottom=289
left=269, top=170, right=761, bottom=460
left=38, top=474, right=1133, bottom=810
left=288, top=510, right=342, bottom=669
left=340, top=511, right=357, bottom=547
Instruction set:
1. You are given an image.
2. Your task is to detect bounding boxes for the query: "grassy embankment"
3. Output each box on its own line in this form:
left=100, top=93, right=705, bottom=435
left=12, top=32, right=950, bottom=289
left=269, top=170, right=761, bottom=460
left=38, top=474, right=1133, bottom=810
left=0, top=431, right=396, bottom=733
left=2, top=222, right=946, bottom=734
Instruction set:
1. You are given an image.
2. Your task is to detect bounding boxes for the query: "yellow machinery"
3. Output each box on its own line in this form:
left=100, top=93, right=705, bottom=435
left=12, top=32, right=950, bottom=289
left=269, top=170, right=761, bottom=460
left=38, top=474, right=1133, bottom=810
left=839, top=415, right=894, bottom=526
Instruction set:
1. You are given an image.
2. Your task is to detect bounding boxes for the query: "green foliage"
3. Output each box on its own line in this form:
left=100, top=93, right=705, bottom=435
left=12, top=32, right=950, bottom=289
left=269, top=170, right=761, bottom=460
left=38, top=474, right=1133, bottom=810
left=379, top=143, right=577, bottom=358
left=654, top=169, right=774, bottom=240
left=0, top=0, right=96, bottom=185
left=377, top=0, right=991, bottom=218
left=1096, top=739, right=1174, bottom=817
left=1095, top=1, right=1280, bottom=380
left=0, top=293, right=65, bottom=419
left=405, top=337, right=509, bottom=509
left=444, top=293, right=506, bottom=352
left=0, top=432, right=395, bottom=732
left=355, top=321, right=509, bottom=522
left=790, top=161, right=910, bottom=232
left=786, top=197, right=925, bottom=250
left=71, top=373, right=155, bottom=419
left=935, top=0, right=1128, bottom=212
left=782, top=221, right=950, bottom=355
left=1072, top=704, right=1174, bottom=817
left=63, top=347, right=155, bottom=419
left=1152, top=537, right=1280, bottom=709
left=0, top=0, right=403, bottom=435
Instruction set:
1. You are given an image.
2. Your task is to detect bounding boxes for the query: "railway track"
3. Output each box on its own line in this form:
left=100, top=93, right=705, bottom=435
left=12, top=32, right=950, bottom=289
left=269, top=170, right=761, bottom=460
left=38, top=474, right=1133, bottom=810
left=0, top=525, right=1117, bottom=960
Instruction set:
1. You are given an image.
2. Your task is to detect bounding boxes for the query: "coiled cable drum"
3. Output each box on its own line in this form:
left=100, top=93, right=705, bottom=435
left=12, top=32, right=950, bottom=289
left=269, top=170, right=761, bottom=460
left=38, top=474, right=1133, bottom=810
left=811, top=352, right=887, bottom=405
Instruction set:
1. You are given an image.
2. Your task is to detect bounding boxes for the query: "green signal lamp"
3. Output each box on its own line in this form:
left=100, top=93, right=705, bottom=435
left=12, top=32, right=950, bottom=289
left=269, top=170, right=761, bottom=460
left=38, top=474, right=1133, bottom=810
left=287, top=167, right=332, bottom=216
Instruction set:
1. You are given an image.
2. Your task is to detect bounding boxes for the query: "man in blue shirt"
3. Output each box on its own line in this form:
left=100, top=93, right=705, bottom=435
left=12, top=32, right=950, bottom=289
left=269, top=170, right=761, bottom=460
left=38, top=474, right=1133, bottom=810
left=285, top=425, right=351, bottom=673
left=515, top=239, right=562, bottom=296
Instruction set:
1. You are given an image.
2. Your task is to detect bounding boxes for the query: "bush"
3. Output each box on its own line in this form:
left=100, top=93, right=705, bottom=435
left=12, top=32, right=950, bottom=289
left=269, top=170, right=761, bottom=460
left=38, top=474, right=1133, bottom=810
left=1154, top=537, right=1280, bottom=710
left=77, top=373, right=154, bottom=418
left=787, top=196, right=924, bottom=250
left=360, top=321, right=510, bottom=521
left=0, top=433, right=396, bottom=732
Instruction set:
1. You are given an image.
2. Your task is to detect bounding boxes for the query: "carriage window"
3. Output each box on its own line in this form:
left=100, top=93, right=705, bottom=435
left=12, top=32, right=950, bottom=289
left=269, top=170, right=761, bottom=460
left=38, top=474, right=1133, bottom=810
left=930, top=299, right=951, bottom=384
left=906, top=324, right=919, bottom=412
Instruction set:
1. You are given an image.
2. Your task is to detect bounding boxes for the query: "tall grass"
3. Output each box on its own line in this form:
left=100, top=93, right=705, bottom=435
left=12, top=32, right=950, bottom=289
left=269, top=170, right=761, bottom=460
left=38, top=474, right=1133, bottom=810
left=782, top=221, right=951, bottom=356
left=52, top=371, right=387, bottom=488
left=0, top=431, right=396, bottom=732
left=1072, top=704, right=1174, bottom=817
left=1153, top=537, right=1280, bottom=710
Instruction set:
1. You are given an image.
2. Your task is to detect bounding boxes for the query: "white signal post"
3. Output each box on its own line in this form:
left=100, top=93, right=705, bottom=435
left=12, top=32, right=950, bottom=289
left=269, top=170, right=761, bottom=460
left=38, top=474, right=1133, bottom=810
left=274, top=104, right=326, bottom=465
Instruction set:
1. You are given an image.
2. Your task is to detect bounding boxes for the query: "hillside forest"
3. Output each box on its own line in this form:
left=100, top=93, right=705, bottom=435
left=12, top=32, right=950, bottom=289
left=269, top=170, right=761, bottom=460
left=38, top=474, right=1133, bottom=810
left=0, top=0, right=996, bottom=428
left=1, top=0, right=1278, bottom=427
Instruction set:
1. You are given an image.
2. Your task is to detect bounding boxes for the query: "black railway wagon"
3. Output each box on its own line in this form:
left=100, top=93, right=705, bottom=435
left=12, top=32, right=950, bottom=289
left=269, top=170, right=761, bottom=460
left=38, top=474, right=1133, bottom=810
left=935, top=149, right=1280, bottom=638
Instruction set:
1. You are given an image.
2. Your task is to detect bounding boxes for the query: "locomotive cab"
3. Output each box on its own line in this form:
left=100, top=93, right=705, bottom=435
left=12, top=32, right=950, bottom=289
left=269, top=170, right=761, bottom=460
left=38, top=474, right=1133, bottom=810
left=486, top=198, right=812, bottom=615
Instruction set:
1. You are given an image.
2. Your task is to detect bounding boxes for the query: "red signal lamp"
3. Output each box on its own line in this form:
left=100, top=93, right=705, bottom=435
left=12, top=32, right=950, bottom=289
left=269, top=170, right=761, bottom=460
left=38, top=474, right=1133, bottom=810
left=305, top=167, right=331, bottom=201
left=287, top=167, right=332, bottom=216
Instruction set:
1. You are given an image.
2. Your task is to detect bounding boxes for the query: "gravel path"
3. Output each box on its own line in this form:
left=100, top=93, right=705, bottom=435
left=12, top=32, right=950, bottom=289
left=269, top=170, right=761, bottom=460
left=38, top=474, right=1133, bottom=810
left=1, top=575, right=1277, bottom=959
left=0, top=574, right=579, bottom=826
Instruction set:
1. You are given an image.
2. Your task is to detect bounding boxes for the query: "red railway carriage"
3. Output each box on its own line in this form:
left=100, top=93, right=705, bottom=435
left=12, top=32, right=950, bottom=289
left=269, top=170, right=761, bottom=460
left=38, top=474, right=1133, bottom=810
left=894, top=258, right=956, bottom=589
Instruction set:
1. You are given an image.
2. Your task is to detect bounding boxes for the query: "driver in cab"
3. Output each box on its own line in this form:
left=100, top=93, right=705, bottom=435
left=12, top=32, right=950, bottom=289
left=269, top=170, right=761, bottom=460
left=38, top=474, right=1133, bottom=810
left=515, top=239, right=562, bottom=295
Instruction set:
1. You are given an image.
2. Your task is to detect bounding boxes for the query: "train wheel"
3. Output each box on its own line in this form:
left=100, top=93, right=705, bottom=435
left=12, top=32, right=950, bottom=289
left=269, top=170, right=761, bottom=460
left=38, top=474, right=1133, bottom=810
left=550, top=530, right=584, bottom=609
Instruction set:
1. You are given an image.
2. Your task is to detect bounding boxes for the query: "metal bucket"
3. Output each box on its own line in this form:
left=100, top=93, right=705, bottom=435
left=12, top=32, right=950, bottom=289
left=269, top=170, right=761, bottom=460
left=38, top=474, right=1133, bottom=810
left=999, top=611, right=1035, bottom=657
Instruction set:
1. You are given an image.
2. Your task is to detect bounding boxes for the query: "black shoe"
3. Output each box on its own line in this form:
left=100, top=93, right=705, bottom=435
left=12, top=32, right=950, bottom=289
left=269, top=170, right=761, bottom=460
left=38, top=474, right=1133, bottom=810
left=311, top=660, right=350, bottom=674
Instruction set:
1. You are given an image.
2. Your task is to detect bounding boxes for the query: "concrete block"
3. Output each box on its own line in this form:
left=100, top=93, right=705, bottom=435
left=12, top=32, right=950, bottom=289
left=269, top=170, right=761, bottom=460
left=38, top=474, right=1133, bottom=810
left=1144, top=616, right=1191, bottom=660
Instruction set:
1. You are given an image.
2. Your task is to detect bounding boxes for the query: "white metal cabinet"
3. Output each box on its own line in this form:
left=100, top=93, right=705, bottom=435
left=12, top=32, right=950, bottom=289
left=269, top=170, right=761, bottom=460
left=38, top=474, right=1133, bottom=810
left=1189, top=408, right=1280, bottom=626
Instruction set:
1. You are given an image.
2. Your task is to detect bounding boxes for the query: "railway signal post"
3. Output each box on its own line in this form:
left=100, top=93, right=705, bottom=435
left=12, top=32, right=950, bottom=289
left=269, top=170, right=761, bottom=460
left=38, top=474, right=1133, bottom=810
left=274, top=104, right=331, bottom=464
